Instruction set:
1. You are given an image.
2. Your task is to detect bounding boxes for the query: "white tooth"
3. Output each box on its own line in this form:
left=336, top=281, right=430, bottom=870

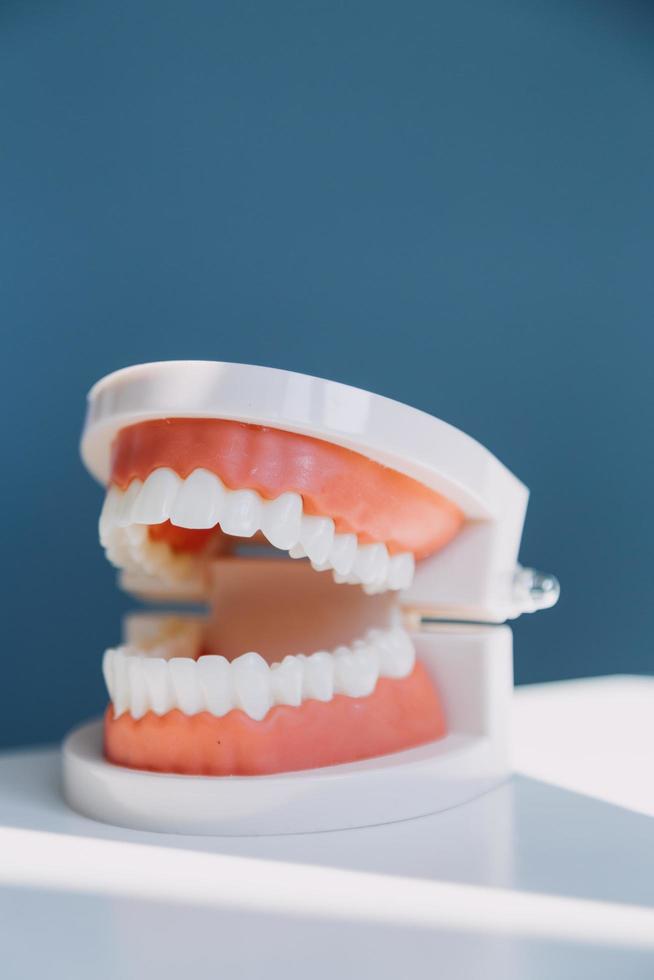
left=111, top=648, right=130, bottom=717
left=170, top=468, right=224, bottom=529
left=333, top=571, right=366, bottom=585
left=362, top=546, right=390, bottom=593
left=169, top=658, right=203, bottom=715
left=101, top=649, right=114, bottom=700
left=270, top=655, right=304, bottom=707
left=124, top=523, right=148, bottom=566
left=329, top=533, right=357, bottom=575
left=332, top=645, right=352, bottom=693
left=111, top=527, right=137, bottom=563
left=102, top=649, right=114, bottom=700
left=388, top=552, right=415, bottom=590
left=197, top=655, right=233, bottom=716
left=104, top=531, right=129, bottom=569
left=127, top=656, right=149, bottom=719
left=311, top=561, right=331, bottom=573
left=352, top=543, right=388, bottom=586
left=376, top=545, right=390, bottom=581
left=289, top=543, right=307, bottom=559
left=143, top=657, right=174, bottom=715
left=302, top=651, right=334, bottom=702
left=369, top=568, right=396, bottom=593
left=369, top=627, right=415, bottom=678
left=388, top=629, right=416, bottom=677
left=261, top=492, right=303, bottom=550
left=300, top=515, right=335, bottom=565
left=334, top=644, right=379, bottom=697
left=220, top=489, right=262, bottom=537
left=99, top=486, right=123, bottom=543
left=116, top=480, right=143, bottom=527
left=231, top=652, right=272, bottom=721
left=131, top=468, right=182, bottom=525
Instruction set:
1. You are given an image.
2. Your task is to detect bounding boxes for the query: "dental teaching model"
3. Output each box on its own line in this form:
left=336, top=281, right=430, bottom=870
left=63, top=361, right=559, bottom=835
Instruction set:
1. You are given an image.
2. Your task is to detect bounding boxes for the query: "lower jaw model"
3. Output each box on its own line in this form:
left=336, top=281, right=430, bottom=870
left=64, top=361, right=558, bottom=833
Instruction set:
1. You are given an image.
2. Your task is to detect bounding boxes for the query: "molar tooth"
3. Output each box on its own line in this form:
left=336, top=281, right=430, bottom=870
left=388, top=553, right=415, bottom=590
left=328, top=533, right=357, bottom=575
left=169, top=469, right=225, bottom=529
left=196, top=655, right=233, bottom=716
left=143, top=657, right=174, bottom=715
left=169, top=658, right=203, bottom=715
left=311, top=561, right=332, bottom=573
left=231, top=652, right=272, bottom=721
left=289, top=543, right=307, bottom=559
left=261, top=492, right=303, bottom=550
left=300, top=515, right=335, bottom=565
left=302, top=651, right=334, bottom=702
left=333, top=644, right=379, bottom=698
left=220, top=488, right=262, bottom=538
left=131, top=468, right=182, bottom=525
left=374, top=628, right=415, bottom=678
left=116, top=480, right=143, bottom=527
left=127, top=655, right=149, bottom=719
left=270, top=655, right=304, bottom=707
left=352, top=543, right=388, bottom=586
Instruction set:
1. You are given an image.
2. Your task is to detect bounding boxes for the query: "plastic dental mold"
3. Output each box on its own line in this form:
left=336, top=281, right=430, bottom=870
left=62, top=361, right=559, bottom=835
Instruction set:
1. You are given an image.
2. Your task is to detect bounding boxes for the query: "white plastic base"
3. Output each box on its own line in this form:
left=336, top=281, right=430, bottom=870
left=63, top=720, right=507, bottom=835
left=62, top=625, right=512, bottom=835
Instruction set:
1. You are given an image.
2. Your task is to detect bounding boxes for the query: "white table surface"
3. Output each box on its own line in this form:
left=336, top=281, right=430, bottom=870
left=1, top=675, right=653, bottom=980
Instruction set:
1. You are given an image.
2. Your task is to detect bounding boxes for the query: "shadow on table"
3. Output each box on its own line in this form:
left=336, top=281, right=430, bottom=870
left=1, top=746, right=653, bottom=909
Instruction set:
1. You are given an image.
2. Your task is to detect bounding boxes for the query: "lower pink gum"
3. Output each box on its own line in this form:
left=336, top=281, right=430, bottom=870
left=104, top=662, right=446, bottom=776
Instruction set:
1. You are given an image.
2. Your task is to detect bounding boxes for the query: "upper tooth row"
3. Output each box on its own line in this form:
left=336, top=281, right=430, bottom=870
left=103, top=627, right=416, bottom=722
left=101, top=522, right=203, bottom=587
left=99, top=469, right=415, bottom=593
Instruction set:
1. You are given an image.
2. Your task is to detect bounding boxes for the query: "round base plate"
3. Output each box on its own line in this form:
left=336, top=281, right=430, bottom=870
left=62, top=719, right=506, bottom=836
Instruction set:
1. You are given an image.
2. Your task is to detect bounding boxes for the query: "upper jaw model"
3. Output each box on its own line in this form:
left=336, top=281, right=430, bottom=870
left=63, top=361, right=559, bottom=835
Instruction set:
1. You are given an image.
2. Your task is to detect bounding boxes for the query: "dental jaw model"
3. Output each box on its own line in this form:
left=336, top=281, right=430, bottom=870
left=63, top=361, right=558, bottom=834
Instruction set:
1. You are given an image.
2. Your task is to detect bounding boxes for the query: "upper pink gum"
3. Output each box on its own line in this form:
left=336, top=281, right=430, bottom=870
left=110, top=418, right=464, bottom=559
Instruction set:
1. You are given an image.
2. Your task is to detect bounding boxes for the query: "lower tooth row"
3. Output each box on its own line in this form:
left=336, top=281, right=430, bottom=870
left=103, top=627, right=415, bottom=722
left=99, top=471, right=415, bottom=593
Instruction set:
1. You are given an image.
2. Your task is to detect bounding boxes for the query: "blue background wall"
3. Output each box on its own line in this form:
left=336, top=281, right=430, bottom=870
left=1, top=1, right=652, bottom=748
